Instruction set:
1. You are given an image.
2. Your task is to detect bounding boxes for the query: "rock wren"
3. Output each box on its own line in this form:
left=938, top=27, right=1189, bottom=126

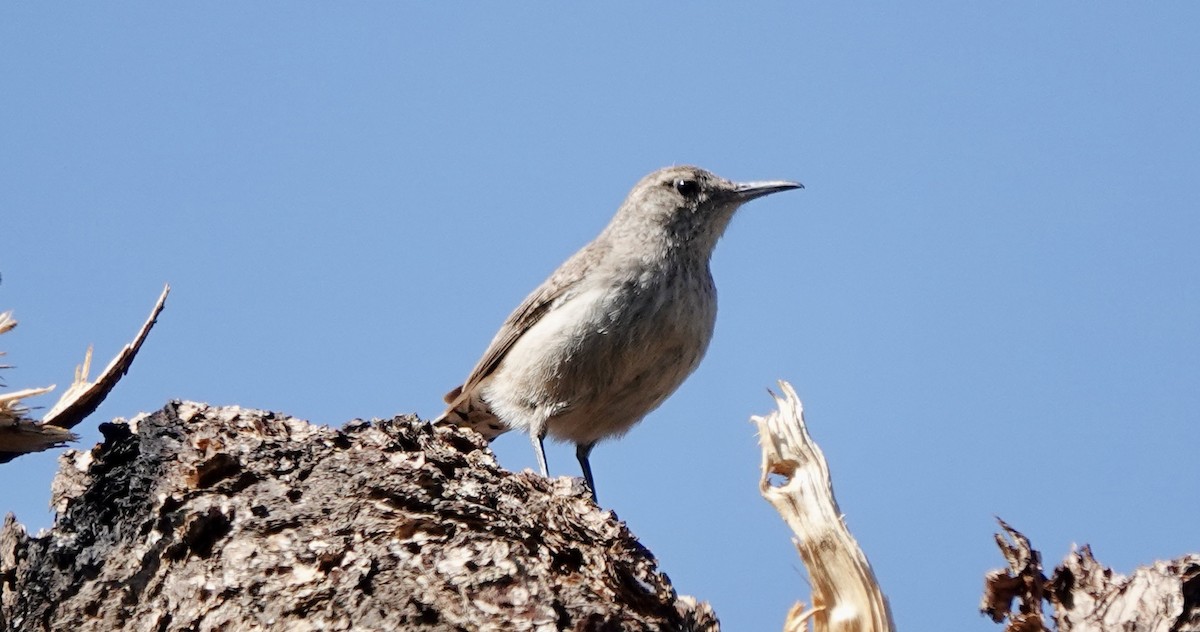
left=436, top=165, right=801, bottom=501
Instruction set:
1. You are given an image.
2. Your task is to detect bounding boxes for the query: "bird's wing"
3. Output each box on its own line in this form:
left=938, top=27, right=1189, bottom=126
left=444, top=240, right=609, bottom=409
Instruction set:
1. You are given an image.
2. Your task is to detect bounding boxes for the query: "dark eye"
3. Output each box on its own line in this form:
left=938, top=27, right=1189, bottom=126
left=674, top=178, right=700, bottom=196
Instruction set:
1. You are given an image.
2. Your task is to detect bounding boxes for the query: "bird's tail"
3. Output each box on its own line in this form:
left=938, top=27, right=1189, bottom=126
left=432, top=385, right=510, bottom=442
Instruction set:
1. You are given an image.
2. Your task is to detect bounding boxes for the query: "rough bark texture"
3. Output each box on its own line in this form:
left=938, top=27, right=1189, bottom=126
left=982, top=519, right=1200, bottom=632
left=0, top=401, right=717, bottom=632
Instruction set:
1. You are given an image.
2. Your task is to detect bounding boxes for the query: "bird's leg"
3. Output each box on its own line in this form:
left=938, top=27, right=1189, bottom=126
left=576, top=442, right=597, bottom=502
left=530, top=426, right=549, bottom=478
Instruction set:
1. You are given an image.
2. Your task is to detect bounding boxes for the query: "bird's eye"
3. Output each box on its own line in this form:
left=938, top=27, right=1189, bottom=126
left=674, top=178, right=700, bottom=196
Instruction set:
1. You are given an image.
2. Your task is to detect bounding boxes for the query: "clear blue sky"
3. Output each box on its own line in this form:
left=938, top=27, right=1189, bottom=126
left=3, top=5, right=1198, bottom=630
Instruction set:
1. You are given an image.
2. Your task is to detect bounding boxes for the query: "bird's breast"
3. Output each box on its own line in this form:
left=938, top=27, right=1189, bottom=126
left=484, top=262, right=718, bottom=444
left=552, top=264, right=717, bottom=441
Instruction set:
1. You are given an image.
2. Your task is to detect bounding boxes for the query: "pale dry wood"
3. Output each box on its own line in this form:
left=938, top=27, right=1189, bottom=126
left=752, top=380, right=894, bottom=632
left=42, top=283, right=170, bottom=429
left=0, top=387, right=78, bottom=456
left=0, top=312, right=69, bottom=458
left=1049, top=548, right=1200, bottom=632
left=0, top=311, right=15, bottom=337
left=0, top=285, right=169, bottom=463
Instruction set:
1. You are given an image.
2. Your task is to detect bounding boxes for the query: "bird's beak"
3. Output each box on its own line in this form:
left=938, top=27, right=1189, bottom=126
left=732, top=180, right=804, bottom=202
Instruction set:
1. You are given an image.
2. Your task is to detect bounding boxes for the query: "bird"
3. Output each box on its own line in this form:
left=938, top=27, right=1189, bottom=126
left=435, top=165, right=802, bottom=501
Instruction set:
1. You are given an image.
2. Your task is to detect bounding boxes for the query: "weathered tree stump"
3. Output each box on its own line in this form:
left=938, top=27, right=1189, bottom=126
left=0, top=402, right=716, bottom=632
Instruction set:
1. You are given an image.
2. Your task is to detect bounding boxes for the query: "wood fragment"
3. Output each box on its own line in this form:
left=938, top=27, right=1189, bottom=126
left=980, top=519, right=1050, bottom=631
left=42, top=283, right=170, bottom=429
left=0, top=386, right=77, bottom=454
left=752, top=380, right=894, bottom=632
left=0, top=316, right=68, bottom=458
left=0, top=284, right=169, bottom=463
left=983, top=520, right=1200, bottom=631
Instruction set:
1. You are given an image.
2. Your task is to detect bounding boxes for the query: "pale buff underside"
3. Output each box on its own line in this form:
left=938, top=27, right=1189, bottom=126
left=441, top=266, right=716, bottom=446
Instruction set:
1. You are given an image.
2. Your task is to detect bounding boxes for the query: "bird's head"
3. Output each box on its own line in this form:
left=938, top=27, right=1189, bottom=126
left=607, top=165, right=802, bottom=256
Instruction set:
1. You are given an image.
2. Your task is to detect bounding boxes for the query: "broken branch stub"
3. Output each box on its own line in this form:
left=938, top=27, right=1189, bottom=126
left=42, top=283, right=170, bottom=430
left=0, top=284, right=169, bottom=463
left=753, top=380, right=894, bottom=632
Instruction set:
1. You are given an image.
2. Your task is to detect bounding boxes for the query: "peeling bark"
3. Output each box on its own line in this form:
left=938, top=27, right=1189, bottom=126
left=982, top=520, right=1200, bottom=632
